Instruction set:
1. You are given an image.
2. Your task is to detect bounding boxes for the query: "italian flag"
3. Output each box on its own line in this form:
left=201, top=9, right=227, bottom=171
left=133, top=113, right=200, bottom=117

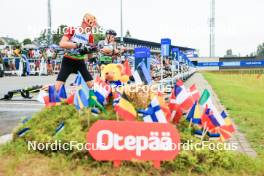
left=199, top=89, right=226, bottom=126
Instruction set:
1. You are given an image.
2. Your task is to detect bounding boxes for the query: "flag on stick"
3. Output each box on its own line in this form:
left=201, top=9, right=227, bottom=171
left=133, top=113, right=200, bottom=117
left=138, top=96, right=167, bottom=123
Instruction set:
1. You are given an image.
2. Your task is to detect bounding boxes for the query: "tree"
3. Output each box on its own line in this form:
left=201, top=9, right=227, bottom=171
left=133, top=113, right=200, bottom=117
left=257, top=43, right=264, bottom=57
left=224, top=49, right=237, bottom=57
left=22, top=38, right=32, bottom=45
left=52, top=24, right=68, bottom=45
left=0, top=39, right=4, bottom=45
left=93, top=29, right=105, bottom=44
left=34, top=30, right=48, bottom=46
left=226, top=49, right=233, bottom=56
left=94, top=34, right=105, bottom=44
left=125, top=30, right=131, bottom=38
left=8, top=40, right=20, bottom=47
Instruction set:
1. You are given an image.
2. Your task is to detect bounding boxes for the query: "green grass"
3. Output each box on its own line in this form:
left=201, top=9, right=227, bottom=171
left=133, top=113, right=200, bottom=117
left=203, top=71, right=264, bottom=156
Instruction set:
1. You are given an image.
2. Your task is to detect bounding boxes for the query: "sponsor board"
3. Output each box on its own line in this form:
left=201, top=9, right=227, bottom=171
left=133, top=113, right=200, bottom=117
left=87, top=120, right=180, bottom=168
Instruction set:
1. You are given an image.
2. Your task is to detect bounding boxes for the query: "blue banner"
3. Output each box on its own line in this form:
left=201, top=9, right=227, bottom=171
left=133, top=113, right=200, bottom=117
left=161, top=38, right=171, bottom=57
left=172, top=48, right=179, bottom=61
left=134, top=47, right=150, bottom=59
left=198, top=62, right=219, bottom=67
left=198, top=60, right=264, bottom=67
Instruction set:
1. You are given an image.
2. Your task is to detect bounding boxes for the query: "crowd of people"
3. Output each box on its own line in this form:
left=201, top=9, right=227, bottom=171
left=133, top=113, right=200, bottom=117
left=0, top=46, right=61, bottom=75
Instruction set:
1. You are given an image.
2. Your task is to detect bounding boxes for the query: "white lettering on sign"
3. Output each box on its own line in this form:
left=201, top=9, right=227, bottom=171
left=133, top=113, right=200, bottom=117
left=96, top=130, right=173, bottom=156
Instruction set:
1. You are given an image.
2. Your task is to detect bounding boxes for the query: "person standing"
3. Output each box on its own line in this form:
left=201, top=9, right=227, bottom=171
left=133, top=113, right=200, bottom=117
left=55, top=12, right=97, bottom=89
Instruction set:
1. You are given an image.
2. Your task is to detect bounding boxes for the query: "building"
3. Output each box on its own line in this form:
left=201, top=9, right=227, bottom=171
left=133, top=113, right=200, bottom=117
left=0, top=37, right=18, bottom=49
left=115, top=37, right=195, bottom=55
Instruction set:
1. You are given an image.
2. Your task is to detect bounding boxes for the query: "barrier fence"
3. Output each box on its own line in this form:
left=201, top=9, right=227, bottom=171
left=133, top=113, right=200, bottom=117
left=0, top=56, right=196, bottom=84
left=0, top=56, right=102, bottom=77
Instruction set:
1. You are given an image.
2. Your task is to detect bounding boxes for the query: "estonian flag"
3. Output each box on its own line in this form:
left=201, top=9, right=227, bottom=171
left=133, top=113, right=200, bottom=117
left=132, top=61, right=152, bottom=85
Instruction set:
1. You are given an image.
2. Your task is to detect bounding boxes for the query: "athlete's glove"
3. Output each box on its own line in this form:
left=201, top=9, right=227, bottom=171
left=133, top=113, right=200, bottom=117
left=87, top=43, right=98, bottom=54
left=75, top=43, right=91, bottom=55
left=76, top=43, right=97, bottom=55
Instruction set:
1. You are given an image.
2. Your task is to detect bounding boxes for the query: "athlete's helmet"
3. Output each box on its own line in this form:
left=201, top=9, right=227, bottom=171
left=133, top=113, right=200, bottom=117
left=106, top=29, right=117, bottom=36
left=83, top=13, right=97, bottom=27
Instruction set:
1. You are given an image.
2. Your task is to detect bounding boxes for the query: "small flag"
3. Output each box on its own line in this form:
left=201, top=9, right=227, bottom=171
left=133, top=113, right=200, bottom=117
left=65, top=94, right=74, bottom=104
left=199, top=89, right=226, bottom=126
left=132, top=61, right=152, bottom=85
left=115, top=96, right=137, bottom=121
left=112, top=91, right=122, bottom=107
left=194, top=129, right=203, bottom=138
left=188, top=84, right=200, bottom=102
left=55, top=122, right=64, bottom=135
left=201, top=107, right=217, bottom=131
left=138, top=96, right=167, bottom=123
left=207, top=132, right=221, bottom=140
left=74, top=87, right=89, bottom=110
left=89, top=90, right=107, bottom=114
left=43, top=85, right=61, bottom=107
left=73, top=72, right=90, bottom=110
left=91, top=108, right=100, bottom=116
left=37, top=89, right=48, bottom=104
left=94, top=76, right=111, bottom=105
left=58, top=84, right=67, bottom=100
left=17, top=128, right=30, bottom=137
left=49, top=85, right=61, bottom=103
left=156, top=92, right=171, bottom=122
left=21, top=116, right=31, bottom=124
left=186, top=101, right=201, bottom=125
left=169, top=80, right=194, bottom=123
left=75, top=72, right=90, bottom=98
left=123, top=59, right=132, bottom=76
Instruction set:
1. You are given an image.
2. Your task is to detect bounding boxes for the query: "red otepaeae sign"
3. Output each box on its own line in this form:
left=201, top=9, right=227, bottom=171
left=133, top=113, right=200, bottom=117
left=86, top=120, right=180, bottom=168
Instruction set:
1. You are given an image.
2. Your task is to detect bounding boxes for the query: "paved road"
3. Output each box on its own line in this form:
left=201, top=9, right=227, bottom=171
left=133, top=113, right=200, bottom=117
left=0, top=75, right=75, bottom=135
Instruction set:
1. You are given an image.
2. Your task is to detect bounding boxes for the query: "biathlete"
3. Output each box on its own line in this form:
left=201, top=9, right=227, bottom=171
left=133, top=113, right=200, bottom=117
left=55, top=13, right=98, bottom=90
left=97, top=29, right=126, bottom=66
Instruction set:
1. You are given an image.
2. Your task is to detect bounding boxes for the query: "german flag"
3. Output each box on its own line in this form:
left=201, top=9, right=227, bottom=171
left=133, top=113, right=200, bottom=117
left=114, top=95, right=137, bottom=121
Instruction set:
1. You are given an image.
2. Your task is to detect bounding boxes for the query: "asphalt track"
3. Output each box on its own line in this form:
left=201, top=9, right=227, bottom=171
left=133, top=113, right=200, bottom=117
left=0, top=75, right=75, bottom=135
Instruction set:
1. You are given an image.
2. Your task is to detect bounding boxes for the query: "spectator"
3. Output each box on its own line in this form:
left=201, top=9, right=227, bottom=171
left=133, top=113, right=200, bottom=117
left=28, top=49, right=34, bottom=59
left=46, top=48, right=53, bottom=75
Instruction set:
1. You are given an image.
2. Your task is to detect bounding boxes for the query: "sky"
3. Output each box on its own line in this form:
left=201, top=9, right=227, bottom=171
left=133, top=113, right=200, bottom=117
left=0, top=0, right=263, bottom=57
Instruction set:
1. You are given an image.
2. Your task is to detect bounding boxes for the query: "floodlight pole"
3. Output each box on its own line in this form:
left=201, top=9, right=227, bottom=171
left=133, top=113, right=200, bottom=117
left=120, top=0, right=124, bottom=44
left=47, top=0, right=52, bottom=45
